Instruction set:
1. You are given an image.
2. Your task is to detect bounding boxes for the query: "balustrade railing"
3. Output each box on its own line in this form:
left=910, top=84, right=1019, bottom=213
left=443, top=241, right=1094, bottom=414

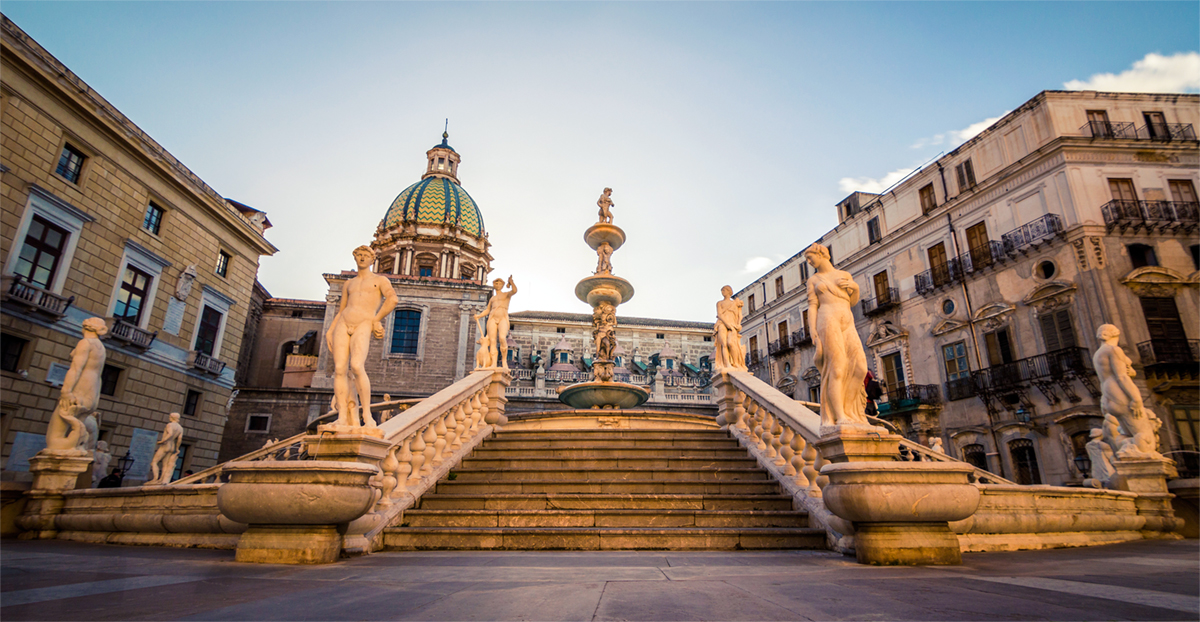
left=915, top=240, right=1010, bottom=296
left=284, top=353, right=318, bottom=370
left=190, top=351, right=227, bottom=375
left=877, top=384, right=941, bottom=413
left=1002, top=214, right=1064, bottom=254
left=543, top=370, right=592, bottom=383
left=972, top=347, right=1091, bottom=394
left=768, top=337, right=793, bottom=356
left=1137, top=339, right=1199, bottom=366
left=510, top=368, right=535, bottom=380
left=1079, top=120, right=1138, bottom=139
left=861, top=287, right=899, bottom=317
left=1101, top=199, right=1200, bottom=231
left=2, top=275, right=74, bottom=318
left=1079, top=120, right=1196, bottom=141
left=792, top=328, right=812, bottom=347
left=945, top=377, right=976, bottom=401
left=109, top=318, right=157, bottom=349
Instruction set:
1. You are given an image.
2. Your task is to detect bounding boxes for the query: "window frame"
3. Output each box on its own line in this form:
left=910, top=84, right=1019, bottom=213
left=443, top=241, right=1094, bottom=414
left=142, top=201, right=165, bottom=235
left=919, top=183, right=937, bottom=214
left=99, top=364, right=122, bottom=397
left=867, top=216, right=881, bottom=245
left=183, top=389, right=203, bottom=417
left=3, top=186, right=93, bottom=295
left=942, top=340, right=971, bottom=382
left=244, top=413, right=273, bottom=434
left=189, top=286, right=234, bottom=359
left=106, top=240, right=170, bottom=330
left=55, top=143, right=87, bottom=185
left=955, top=159, right=977, bottom=192
left=387, top=304, right=428, bottom=359
left=215, top=250, right=232, bottom=278
left=1, top=333, right=32, bottom=374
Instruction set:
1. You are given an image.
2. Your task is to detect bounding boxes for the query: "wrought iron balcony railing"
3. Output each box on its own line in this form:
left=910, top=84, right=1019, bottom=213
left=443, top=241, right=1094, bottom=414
left=1002, top=214, right=1065, bottom=254
left=915, top=241, right=1009, bottom=296
left=972, top=347, right=1091, bottom=395
left=877, top=383, right=941, bottom=414
left=1101, top=200, right=1200, bottom=232
left=768, top=336, right=794, bottom=357
left=1080, top=120, right=1196, bottom=141
left=861, top=287, right=900, bottom=317
left=191, top=351, right=227, bottom=375
left=745, top=352, right=764, bottom=371
left=1137, top=339, right=1199, bottom=366
left=791, top=328, right=812, bottom=347
left=2, top=275, right=74, bottom=319
left=108, top=318, right=157, bottom=349
left=945, top=377, right=976, bottom=401
left=1079, top=120, right=1138, bottom=139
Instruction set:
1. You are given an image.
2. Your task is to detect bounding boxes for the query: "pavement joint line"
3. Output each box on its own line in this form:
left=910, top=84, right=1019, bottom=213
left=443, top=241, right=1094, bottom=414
left=0, top=575, right=208, bottom=608
left=1096, top=556, right=1198, bottom=568
left=590, top=581, right=608, bottom=622
left=962, top=575, right=1199, bottom=614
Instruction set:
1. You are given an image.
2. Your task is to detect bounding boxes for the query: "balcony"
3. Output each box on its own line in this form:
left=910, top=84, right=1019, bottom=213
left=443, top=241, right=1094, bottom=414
left=1080, top=121, right=1196, bottom=141
left=965, top=347, right=1099, bottom=417
left=108, top=319, right=157, bottom=350
left=1137, top=339, right=1199, bottom=379
left=1101, top=200, right=1199, bottom=233
left=876, top=384, right=941, bottom=415
left=915, top=241, right=1009, bottom=296
left=1002, top=214, right=1064, bottom=255
left=767, top=337, right=793, bottom=357
left=861, top=287, right=900, bottom=317
left=791, top=328, right=812, bottom=348
left=745, top=352, right=765, bottom=373
left=945, top=377, right=976, bottom=401
left=2, top=275, right=74, bottom=319
left=190, top=351, right=227, bottom=376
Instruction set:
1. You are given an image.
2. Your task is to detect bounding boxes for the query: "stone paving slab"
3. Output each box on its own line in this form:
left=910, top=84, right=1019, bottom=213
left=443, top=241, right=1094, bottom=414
left=0, top=539, right=1195, bottom=621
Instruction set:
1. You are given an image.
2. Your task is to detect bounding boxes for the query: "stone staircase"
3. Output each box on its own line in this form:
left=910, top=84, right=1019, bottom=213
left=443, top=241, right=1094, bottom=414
left=383, top=428, right=826, bottom=550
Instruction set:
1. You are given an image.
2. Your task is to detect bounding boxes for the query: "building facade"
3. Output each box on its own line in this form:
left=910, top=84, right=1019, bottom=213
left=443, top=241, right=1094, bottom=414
left=0, top=17, right=277, bottom=483
left=738, top=90, right=1198, bottom=485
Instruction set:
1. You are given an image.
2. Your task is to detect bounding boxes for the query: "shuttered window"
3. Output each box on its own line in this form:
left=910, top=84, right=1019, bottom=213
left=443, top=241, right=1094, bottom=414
left=1038, top=310, right=1077, bottom=352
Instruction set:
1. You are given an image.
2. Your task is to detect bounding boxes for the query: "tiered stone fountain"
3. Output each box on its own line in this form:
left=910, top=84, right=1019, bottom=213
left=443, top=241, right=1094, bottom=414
left=558, top=189, right=649, bottom=410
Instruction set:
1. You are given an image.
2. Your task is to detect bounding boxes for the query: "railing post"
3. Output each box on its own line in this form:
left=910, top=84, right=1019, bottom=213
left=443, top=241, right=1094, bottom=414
left=483, top=369, right=512, bottom=427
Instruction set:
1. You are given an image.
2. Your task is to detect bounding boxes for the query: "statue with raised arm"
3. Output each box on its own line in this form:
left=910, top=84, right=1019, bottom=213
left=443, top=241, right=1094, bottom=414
left=474, top=276, right=517, bottom=369
left=1093, top=324, right=1163, bottom=460
left=148, top=413, right=183, bottom=485
left=713, top=285, right=747, bottom=371
left=595, top=240, right=614, bottom=274
left=43, top=317, right=108, bottom=453
left=325, top=245, right=399, bottom=428
left=597, top=187, right=614, bottom=224
left=805, top=243, right=869, bottom=427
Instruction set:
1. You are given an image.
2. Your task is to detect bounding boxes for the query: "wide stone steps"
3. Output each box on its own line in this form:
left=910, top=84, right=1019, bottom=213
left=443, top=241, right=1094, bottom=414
left=385, top=427, right=823, bottom=550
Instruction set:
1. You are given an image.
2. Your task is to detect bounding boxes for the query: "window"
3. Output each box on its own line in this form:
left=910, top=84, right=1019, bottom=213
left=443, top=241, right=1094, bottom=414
left=1169, top=179, right=1198, bottom=205
left=808, top=386, right=820, bottom=403
left=1108, top=178, right=1137, bottom=202
left=961, top=444, right=988, bottom=471
left=656, top=333, right=664, bottom=339
left=955, top=159, right=976, bottom=191
left=1128, top=244, right=1158, bottom=268
left=215, top=251, right=231, bottom=278
left=798, top=262, right=809, bottom=284
left=965, top=221, right=992, bottom=268
left=100, top=365, right=121, bottom=397
left=13, top=215, right=69, bottom=289
left=1, top=335, right=29, bottom=373
left=927, top=242, right=949, bottom=287
left=882, top=352, right=905, bottom=391
left=1191, top=245, right=1200, bottom=271
left=112, top=265, right=152, bottom=325
left=172, top=444, right=191, bottom=482
left=775, top=276, right=784, bottom=297
left=183, top=390, right=202, bottom=417
left=418, top=266, right=434, bottom=277
left=390, top=309, right=421, bottom=355
left=941, top=299, right=956, bottom=316
left=703, top=336, right=712, bottom=342
left=873, top=271, right=890, bottom=304
left=984, top=328, right=1015, bottom=367
left=777, top=321, right=789, bottom=344
left=1035, top=260, right=1056, bottom=280
left=142, top=202, right=164, bottom=235
left=1143, top=111, right=1168, bottom=140
left=1038, top=310, right=1077, bottom=353
left=556, top=327, right=566, bottom=334
left=867, top=217, right=881, bottom=245
left=1140, top=297, right=1187, bottom=345
left=1085, top=110, right=1112, bottom=137
left=245, top=414, right=271, bottom=434
left=55, top=144, right=86, bottom=184
left=558, top=352, right=568, bottom=364
left=942, top=341, right=970, bottom=381
left=918, top=184, right=937, bottom=214
left=827, top=245, right=834, bottom=265
left=1009, top=439, right=1042, bottom=485
left=748, top=336, right=759, bottom=361
left=1173, top=407, right=1199, bottom=476
left=747, top=294, right=756, bottom=313
left=194, top=305, right=223, bottom=356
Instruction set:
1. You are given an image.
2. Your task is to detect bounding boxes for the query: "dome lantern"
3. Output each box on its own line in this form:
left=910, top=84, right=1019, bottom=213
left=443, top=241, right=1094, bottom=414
left=423, top=131, right=461, bottom=184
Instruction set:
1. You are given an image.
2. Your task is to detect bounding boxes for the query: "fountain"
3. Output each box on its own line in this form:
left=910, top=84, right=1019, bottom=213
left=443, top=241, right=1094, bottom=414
left=558, top=188, right=650, bottom=409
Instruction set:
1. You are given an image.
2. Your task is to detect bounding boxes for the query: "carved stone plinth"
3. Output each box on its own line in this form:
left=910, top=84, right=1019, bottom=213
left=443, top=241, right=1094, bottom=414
left=821, top=462, right=980, bottom=565
left=814, top=425, right=900, bottom=463
left=304, top=433, right=391, bottom=465
left=235, top=526, right=343, bottom=565
left=16, top=452, right=93, bottom=540
left=1112, top=458, right=1183, bottom=537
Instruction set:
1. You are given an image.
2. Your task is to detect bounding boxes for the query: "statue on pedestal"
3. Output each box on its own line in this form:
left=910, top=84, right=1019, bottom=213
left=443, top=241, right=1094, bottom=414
left=474, top=276, right=517, bottom=369
left=43, top=317, right=108, bottom=453
left=713, top=285, right=747, bottom=371
left=1084, top=428, right=1116, bottom=488
left=148, top=413, right=184, bottom=486
left=804, top=243, right=868, bottom=427
left=91, top=440, right=112, bottom=488
left=597, top=188, right=614, bottom=224
left=1093, top=324, right=1163, bottom=460
left=325, top=246, right=398, bottom=428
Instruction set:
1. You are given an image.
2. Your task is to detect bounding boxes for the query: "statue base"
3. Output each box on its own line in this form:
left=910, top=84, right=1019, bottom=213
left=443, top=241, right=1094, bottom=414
left=305, top=432, right=391, bottom=465
left=815, top=424, right=900, bottom=463
left=1112, top=458, right=1183, bottom=536
left=17, top=452, right=93, bottom=539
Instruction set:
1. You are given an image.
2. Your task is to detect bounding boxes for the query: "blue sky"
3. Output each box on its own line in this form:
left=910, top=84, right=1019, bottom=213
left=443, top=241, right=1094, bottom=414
left=4, top=1, right=1197, bottom=321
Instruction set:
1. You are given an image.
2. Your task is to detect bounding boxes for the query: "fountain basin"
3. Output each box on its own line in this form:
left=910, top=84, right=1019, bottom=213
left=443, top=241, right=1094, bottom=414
left=575, top=274, right=635, bottom=307
left=559, top=381, right=649, bottom=409
left=584, top=223, right=626, bottom=252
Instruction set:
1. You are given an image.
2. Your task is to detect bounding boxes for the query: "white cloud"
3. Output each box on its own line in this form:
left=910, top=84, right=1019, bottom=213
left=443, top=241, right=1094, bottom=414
left=1064, top=52, right=1200, bottom=93
left=837, top=167, right=912, bottom=194
left=910, top=113, right=1008, bottom=151
left=743, top=256, right=775, bottom=273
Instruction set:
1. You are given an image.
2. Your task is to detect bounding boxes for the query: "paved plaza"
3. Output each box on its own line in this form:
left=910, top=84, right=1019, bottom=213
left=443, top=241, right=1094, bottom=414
left=1, top=539, right=1197, bottom=621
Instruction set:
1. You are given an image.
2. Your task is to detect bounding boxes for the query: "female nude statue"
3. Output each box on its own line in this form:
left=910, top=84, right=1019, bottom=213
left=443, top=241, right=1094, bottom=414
left=805, top=243, right=869, bottom=427
left=1093, top=324, right=1163, bottom=460
left=44, top=317, right=108, bottom=452
left=713, top=285, right=747, bottom=371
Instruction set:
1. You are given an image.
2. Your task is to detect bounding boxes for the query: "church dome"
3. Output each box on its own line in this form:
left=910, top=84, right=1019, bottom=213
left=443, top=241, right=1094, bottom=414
left=382, top=176, right=485, bottom=238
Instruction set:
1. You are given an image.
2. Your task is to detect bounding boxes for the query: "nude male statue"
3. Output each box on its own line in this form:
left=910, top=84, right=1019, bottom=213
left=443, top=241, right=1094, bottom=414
left=474, top=276, right=517, bottom=369
left=326, top=246, right=399, bottom=427
left=148, top=412, right=183, bottom=485
left=597, top=188, right=614, bottom=224
left=713, top=286, right=747, bottom=371
left=595, top=240, right=614, bottom=274
left=44, top=317, right=108, bottom=452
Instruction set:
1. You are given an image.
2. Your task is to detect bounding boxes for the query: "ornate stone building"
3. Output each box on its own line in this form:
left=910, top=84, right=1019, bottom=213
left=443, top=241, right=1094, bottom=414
left=1, top=18, right=277, bottom=483
left=738, top=90, right=1198, bottom=486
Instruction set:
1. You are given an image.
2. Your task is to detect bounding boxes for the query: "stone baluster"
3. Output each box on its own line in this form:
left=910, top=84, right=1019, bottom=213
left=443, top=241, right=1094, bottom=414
left=761, top=411, right=778, bottom=460
left=421, top=424, right=438, bottom=475
left=377, top=444, right=400, bottom=507
left=814, top=451, right=830, bottom=493
left=432, top=413, right=449, bottom=466
left=449, top=404, right=465, bottom=450
left=776, top=422, right=793, bottom=470
left=476, top=390, right=491, bottom=428
left=790, top=429, right=807, bottom=484
left=748, top=402, right=766, bottom=451
left=408, top=430, right=427, bottom=485
left=734, top=391, right=750, bottom=432
left=801, top=441, right=820, bottom=496
left=395, top=437, right=414, bottom=492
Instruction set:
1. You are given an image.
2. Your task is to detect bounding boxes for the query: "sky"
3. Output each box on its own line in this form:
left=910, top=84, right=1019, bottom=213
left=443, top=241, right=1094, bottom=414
left=4, top=1, right=1198, bottom=322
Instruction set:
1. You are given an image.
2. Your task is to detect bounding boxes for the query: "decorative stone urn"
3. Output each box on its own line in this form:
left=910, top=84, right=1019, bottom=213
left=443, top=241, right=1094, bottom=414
left=218, top=460, right=380, bottom=564
left=821, top=461, right=980, bottom=565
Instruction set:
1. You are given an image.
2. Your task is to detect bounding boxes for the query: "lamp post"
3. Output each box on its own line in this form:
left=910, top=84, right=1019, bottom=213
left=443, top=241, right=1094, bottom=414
left=116, top=451, right=135, bottom=486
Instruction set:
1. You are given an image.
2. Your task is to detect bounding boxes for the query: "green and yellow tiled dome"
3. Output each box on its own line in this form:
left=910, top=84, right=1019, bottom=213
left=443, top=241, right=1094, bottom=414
left=382, top=177, right=485, bottom=237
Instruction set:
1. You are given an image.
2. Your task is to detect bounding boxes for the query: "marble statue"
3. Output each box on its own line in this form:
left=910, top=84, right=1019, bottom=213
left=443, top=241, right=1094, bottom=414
left=148, top=412, right=184, bottom=485
left=43, top=317, right=108, bottom=453
left=927, top=437, right=945, bottom=454
left=1101, top=414, right=1131, bottom=457
left=91, top=440, right=112, bottom=487
left=474, top=316, right=494, bottom=370
left=713, top=285, right=747, bottom=371
left=1084, top=428, right=1116, bottom=488
left=595, top=241, right=613, bottom=274
left=597, top=187, right=614, bottom=224
left=325, top=246, right=398, bottom=428
left=474, top=276, right=517, bottom=369
left=1093, top=324, right=1163, bottom=460
left=593, top=302, right=617, bottom=361
left=174, top=264, right=197, bottom=301
left=805, top=243, right=869, bottom=427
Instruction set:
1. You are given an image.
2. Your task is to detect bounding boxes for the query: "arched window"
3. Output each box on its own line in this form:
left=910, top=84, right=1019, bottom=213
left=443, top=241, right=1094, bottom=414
left=1009, top=438, right=1042, bottom=485
left=961, top=444, right=988, bottom=471
left=391, top=309, right=421, bottom=355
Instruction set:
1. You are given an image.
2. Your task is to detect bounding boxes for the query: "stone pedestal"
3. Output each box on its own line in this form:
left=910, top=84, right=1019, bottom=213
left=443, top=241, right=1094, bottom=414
left=1113, top=458, right=1183, bottom=537
left=814, top=425, right=901, bottom=463
left=305, top=432, right=391, bottom=465
left=821, top=461, right=980, bottom=565
left=17, top=451, right=92, bottom=540
left=218, top=461, right=379, bottom=564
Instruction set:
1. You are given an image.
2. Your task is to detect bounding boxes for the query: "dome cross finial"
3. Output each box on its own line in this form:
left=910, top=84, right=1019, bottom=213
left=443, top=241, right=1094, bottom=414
left=442, top=119, right=449, bottom=144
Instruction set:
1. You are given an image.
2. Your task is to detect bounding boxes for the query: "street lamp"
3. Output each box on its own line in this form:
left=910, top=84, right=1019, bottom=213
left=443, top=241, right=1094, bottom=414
left=116, top=451, right=135, bottom=485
